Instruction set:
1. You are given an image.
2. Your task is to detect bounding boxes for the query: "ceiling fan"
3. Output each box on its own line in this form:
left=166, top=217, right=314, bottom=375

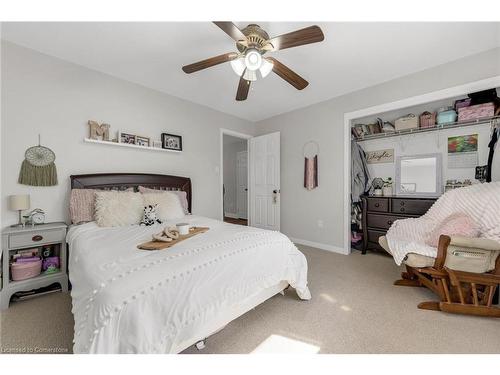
left=182, top=22, right=324, bottom=101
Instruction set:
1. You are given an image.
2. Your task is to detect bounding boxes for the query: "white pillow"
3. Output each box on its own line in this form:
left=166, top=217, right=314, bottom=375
left=142, top=192, right=185, bottom=221
left=95, top=191, right=144, bottom=227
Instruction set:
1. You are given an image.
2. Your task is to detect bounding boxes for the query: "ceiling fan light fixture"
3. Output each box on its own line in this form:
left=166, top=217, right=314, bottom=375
left=243, top=69, right=257, bottom=82
left=259, top=59, right=273, bottom=78
left=244, top=48, right=262, bottom=71
left=230, top=57, right=246, bottom=76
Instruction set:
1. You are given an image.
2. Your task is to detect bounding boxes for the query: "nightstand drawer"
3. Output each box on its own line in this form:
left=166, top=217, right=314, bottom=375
left=9, top=228, right=65, bottom=249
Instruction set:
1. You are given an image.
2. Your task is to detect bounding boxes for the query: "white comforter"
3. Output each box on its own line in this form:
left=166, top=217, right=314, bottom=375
left=67, top=215, right=311, bottom=353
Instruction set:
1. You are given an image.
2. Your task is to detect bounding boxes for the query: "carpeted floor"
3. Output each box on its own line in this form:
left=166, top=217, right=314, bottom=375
left=1, top=246, right=499, bottom=354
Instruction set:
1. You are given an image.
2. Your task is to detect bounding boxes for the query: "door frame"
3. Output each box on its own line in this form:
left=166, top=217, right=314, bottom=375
left=343, top=75, right=500, bottom=255
left=220, top=128, right=253, bottom=222
left=236, top=150, right=248, bottom=220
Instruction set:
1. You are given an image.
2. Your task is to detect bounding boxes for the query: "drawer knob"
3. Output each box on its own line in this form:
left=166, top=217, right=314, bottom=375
left=374, top=203, right=380, bottom=207
left=387, top=220, right=393, bottom=226
left=400, top=201, right=405, bottom=206
left=400, top=208, right=405, bottom=212
left=32, top=235, right=43, bottom=242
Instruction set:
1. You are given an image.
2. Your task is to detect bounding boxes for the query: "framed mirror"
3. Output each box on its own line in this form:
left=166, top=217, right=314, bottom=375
left=395, top=153, right=442, bottom=197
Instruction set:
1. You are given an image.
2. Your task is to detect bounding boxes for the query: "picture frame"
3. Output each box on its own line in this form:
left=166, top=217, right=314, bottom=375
left=119, top=132, right=136, bottom=144
left=161, top=133, right=182, bottom=151
left=135, top=135, right=150, bottom=147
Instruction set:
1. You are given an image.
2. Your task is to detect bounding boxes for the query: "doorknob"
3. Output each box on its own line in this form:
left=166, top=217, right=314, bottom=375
left=244, top=188, right=248, bottom=191
left=272, top=189, right=279, bottom=204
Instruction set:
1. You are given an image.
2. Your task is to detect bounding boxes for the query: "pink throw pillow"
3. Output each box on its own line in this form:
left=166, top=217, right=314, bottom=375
left=426, top=214, right=479, bottom=247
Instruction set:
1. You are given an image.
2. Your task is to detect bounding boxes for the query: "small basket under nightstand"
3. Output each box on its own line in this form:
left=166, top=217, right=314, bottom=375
left=1, top=222, right=69, bottom=310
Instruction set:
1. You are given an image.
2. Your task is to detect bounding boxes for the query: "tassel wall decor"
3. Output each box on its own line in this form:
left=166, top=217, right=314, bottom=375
left=18, top=135, right=58, bottom=186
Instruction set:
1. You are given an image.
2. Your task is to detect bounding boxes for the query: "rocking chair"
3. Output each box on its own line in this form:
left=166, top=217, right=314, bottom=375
left=379, top=235, right=500, bottom=318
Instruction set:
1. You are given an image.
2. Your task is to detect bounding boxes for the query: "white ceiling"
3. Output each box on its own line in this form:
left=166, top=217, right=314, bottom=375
left=2, top=22, right=499, bottom=122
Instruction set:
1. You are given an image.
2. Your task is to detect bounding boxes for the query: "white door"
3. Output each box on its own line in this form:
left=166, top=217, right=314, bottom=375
left=249, top=132, right=280, bottom=231
left=236, top=151, right=248, bottom=219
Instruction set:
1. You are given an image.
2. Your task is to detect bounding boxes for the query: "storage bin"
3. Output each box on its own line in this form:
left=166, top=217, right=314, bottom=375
left=11, top=259, right=42, bottom=281
left=458, top=102, right=495, bottom=122
left=395, top=114, right=418, bottom=131
left=419, top=111, right=436, bottom=128
left=437, top=107, right=457, bottom=125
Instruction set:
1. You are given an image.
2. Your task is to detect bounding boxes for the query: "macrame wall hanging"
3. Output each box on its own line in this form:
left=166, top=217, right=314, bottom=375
left=18, top=135, right=58, bottom=186
left=303, top=140, right=319, bottom=190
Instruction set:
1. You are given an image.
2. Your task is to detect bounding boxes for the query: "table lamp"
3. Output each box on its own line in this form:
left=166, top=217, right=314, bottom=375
left=9, top=194, right=30, bottom=227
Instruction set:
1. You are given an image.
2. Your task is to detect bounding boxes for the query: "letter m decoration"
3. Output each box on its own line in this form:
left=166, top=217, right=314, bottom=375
left=88, top=120, right=110, bottom=141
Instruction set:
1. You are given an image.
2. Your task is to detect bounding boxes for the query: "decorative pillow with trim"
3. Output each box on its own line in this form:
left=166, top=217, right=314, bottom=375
left=95, top=191, right=144, bottom=227
left=140, top=204, right=162, bottom=226
left=142, top=192, right=185, bottom=222
left=138, top=186, right=189, bottom=214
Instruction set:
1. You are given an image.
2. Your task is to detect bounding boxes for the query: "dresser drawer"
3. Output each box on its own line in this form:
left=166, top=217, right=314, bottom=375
left=366, top=198, right=389, bottom=212
left=9, top=228, right=65, bottom=249
left=391, top=199, right=435, bottom=215
left=367, top=214, right=400, bottom=230
left=367, top=229, right=386, bottom=244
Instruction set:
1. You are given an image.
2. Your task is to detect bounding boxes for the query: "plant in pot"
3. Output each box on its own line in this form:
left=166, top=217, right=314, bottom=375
left=382, top=177, right=393, bottom=196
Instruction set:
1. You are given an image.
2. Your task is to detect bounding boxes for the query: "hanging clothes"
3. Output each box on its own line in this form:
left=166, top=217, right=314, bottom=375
left=304, top=155, right=318, bottom=190
left=488, top=126, right=500, bottom=182
left=351, top=140, right=370, bottom=202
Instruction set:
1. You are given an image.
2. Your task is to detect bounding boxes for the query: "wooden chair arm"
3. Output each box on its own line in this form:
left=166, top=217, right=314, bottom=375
left=434, top=235, right=451, bottom=270
left=446, top=268, right=500, bottom=286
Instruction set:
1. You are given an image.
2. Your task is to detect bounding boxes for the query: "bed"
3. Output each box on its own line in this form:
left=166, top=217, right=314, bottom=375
left=67, top=173, right=311, bottom=354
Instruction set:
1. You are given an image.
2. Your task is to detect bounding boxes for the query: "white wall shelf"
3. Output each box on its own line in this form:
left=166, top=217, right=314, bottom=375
left=83, top=138, right=182, bottom=153
left=353, top=116, right=499, bottom=142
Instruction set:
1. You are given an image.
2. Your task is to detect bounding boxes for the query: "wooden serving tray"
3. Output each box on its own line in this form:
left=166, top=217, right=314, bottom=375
left=137, top=227, right=209, bottom=251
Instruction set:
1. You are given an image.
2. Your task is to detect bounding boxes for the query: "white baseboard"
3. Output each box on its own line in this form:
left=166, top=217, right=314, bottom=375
left=224, top=212, right=239, bottom=219
left=289, top=237, right=348, bottom=255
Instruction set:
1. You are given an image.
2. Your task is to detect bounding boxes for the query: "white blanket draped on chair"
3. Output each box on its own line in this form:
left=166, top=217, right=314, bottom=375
left=386, top=182, right=500, bottom=265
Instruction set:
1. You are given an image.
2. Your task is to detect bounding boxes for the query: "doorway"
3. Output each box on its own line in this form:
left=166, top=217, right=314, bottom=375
left=222, top=133, right=249, bottom=226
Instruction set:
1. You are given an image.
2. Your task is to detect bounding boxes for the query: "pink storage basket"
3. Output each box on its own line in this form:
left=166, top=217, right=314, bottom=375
left=11, top=259, right=42, bottom=281
left=419, top=111, right=436, bottom=128
left=458, top=102, right=495, bottom=122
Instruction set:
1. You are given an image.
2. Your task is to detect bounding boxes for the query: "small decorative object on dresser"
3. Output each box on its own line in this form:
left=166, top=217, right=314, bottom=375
left=161, top=133, right=183, bottom=151
left=361, top=196, right=437, bottom=254
left=135, top=135, right=150, bottom=147
left=88, top=120, right=110, bottom=141
left=382, top=177, right=393, bottom=196
left=1, top=222, right=69, bottom=309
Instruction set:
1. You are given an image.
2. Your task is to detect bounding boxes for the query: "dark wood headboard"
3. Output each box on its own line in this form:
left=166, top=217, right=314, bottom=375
left=70, top=173, right=192, bottom=213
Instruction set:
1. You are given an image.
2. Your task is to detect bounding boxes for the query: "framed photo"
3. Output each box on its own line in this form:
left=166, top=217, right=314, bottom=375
left=161, top=133, right=182, bottom=151
left=135, top=135, right=150, bottom=147
left=120, top=132, right=136, bottom=144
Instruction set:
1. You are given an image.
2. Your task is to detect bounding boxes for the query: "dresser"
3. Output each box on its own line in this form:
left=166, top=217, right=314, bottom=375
left=361, top=196, right=437, bottom=254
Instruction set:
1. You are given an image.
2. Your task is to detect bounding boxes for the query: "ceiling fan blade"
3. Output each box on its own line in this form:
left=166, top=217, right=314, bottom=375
left=236, top=73, right=251, bottom=101
left=267, top=57, right=308, bottom=90
left=213, top=22, right=248, bottom=43
left=182, top=52, right=238, bottom=74
left=266, top=25, right=324, bottom=52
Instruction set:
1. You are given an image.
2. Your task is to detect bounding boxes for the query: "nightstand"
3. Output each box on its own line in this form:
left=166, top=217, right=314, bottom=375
left=1, top=222, right=69, bottom=310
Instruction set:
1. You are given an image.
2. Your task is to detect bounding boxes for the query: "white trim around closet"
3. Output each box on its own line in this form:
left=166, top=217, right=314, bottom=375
left=343, top=75, right=500, bottom=255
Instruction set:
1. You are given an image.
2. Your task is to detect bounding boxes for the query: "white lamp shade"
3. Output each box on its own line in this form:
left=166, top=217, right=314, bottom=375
left=243, top=69, right=257, bottom=82
left=9, top=194, right=30, bottom=211
left=244, top=49, right=262, bottom=71
left=230, top=57, right=246, bottom=77
left=259, top=59, right=274, bottom=78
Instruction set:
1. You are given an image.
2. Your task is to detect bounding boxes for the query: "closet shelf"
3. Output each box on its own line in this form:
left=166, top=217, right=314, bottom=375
left=354, top=115, right=500, bottom=142
left=83, top=138, right=182, bottom=153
